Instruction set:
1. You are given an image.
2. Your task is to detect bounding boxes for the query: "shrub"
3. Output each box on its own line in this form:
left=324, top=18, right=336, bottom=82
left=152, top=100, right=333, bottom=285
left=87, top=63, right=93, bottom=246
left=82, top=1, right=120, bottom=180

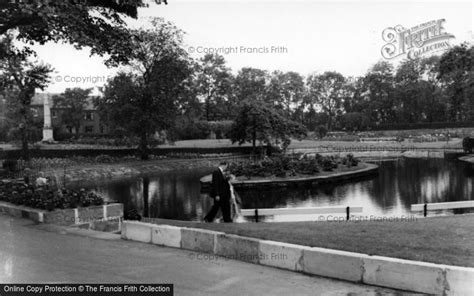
left=172, top=119, right=210, bottom=140
left=341, top=153, right=359, bottom=167
left=209, top=120, right=234, bottom=139
left=0, top=180, right=104, bottom=210
left=2, top=159, right=18, bottom=172
left=228, top=153, right=356, bottom=178
left=320, top=156, right=338, bottom=171
left=315, top=125, right=328, bottom=139
left=295, top=156, right=320, bottom=174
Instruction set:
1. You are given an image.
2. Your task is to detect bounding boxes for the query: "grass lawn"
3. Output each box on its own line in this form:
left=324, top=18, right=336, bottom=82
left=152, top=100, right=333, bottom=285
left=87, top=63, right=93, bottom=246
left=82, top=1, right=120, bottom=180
left=159, top=138, right=463, bottom=150
left=143, top=214, right=474, bottom=267
left=1, top=138, right=463, bottom=151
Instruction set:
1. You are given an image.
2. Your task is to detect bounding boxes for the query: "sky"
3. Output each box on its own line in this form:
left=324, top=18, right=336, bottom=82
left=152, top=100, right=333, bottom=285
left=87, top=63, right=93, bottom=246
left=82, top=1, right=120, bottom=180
left=30, top=0, right=474, bottom=94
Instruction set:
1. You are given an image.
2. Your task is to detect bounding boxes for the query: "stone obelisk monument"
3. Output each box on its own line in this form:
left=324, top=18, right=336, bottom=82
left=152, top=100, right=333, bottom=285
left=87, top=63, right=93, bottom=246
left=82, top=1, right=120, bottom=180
left=42, top=95, right=54, bottom=142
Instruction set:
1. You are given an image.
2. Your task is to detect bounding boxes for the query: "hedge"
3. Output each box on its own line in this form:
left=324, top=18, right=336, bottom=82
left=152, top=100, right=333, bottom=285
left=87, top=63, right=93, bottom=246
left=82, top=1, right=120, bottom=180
left=366, top=121, right=474, bottom=131
left=0, top=146, right=257, bottom=160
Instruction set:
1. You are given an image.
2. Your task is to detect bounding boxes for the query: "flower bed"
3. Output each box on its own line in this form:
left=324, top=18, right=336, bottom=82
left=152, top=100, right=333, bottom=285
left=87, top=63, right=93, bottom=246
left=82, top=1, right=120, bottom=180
left=229, top=154, right=359, bottom=179
left=0, top=180, right=103, bottom=211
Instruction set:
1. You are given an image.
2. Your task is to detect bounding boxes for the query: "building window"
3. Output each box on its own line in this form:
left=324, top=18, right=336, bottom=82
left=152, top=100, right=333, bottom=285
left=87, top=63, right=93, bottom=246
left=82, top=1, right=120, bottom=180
left=85, top=126, right=94, bottom=133
left=84, top=111, right=94, bottom=121
left=52, top=110, right=57, bottom=118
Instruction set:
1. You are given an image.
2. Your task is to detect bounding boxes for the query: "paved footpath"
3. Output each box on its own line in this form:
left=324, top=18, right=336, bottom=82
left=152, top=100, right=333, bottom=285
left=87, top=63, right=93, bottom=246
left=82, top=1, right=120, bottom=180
left=0, top=215, right=414, bottom=296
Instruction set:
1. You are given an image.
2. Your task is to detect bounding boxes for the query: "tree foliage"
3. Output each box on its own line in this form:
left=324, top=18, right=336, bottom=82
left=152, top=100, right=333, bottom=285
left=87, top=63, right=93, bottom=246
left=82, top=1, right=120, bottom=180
left=53, top=88, right=92, bottom=134
left=306, top=71, right=345, bottom=130
left=266, top=70, right=305, bottom=117
left=233, top=67, right=268, bottom=104
left=194, top=53, right=233, bottom=121
left=437, top=43, right=474, bottom=121
left=96, top=18, right=192, bottom=159
left=0, top=0, right=146, bottom=66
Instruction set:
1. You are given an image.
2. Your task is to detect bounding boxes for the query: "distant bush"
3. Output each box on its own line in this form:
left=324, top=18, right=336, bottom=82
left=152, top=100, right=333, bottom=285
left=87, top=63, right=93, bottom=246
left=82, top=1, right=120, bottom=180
left=368, top=121, right=474, bottom=131
left=172, top=119, right=210, bottom=140
left=173, top=119, right=234, bottom=140
left=339, top=112, right=371, bottom=132
left=55, top=134, right=141, bottom=147
left=208, top=120, right=233, bottom=139
left=315, top=125, right=328, bottom=139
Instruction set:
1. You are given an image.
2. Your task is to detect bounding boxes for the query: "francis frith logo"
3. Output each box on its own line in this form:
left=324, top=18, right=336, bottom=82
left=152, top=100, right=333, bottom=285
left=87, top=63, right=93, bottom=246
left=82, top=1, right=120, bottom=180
left=381, top=19, right=455, bottom=60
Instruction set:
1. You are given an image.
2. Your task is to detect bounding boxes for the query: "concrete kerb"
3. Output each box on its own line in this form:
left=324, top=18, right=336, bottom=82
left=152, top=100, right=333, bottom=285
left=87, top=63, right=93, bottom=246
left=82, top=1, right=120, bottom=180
left=181, top=227, right=223, bottom=254
left=303, top=247, right=368, bottom=282
left=444, top=265, right=474, bottom=295
left=215, top=233, right=260, bottom=263
left=258, top=240, right=310, bottom=272
left=151, top=224, right=182, bottom=248
left=121, top=221, right=153, bottom=243
left=362, top=255, right=445, bottom=294
left=121, top=221, right=474, bottom=295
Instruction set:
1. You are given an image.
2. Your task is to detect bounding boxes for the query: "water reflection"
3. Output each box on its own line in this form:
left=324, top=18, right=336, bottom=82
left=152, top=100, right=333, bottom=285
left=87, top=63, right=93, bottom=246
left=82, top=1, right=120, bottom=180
left=90, top=168, right=214, bottom=221
left=86, top=159, right=473, bottom=222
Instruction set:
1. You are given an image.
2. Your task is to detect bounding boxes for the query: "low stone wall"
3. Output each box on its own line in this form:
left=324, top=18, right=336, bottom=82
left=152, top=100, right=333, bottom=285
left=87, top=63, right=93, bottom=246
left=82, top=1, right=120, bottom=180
left=121, top=221, right=474, bottom=295
left=0, top=201, right=123, bottom=226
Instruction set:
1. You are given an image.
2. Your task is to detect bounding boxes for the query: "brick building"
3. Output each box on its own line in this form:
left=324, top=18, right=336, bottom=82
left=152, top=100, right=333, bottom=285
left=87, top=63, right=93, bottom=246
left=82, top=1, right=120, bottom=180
left=31, top=93, right=107, bottom=135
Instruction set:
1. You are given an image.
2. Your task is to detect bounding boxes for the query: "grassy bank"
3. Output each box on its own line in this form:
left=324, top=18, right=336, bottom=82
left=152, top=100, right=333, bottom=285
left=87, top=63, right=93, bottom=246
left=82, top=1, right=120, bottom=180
left=0, top=137, right=465, bottom=151
left=142, top=214, right=474, bottom=267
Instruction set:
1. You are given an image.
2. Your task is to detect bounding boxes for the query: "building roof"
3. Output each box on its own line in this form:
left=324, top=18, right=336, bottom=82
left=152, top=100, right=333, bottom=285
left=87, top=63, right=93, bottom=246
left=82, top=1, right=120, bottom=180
left=31, top=93, right=56, bottom=106
left=31, top=92, right=97, bottom=110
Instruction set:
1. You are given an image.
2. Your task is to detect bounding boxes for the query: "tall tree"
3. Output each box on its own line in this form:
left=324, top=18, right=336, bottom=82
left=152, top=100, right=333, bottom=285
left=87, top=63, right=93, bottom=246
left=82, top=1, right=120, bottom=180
left=53, top=88, right=92, bottom=134
left=361, top=61, right=396, bottom=125
left=342, top=77, right=367, bottom=114
left=306, top=71, right=345, bottom=130
left=0, top=34, right=51, bottom=160
left=419, top=56, right=448, bottom=122
left=96, top=18, right=192, bottom=159
left=266, top=71, right=305, bottom=118
left=394, top=58, right=425, bottom=123
left=438, top=43, right=474, bottom=121
left=195, top=54, right=232, bottom=121
left=232, top=68, right=267, bottom=106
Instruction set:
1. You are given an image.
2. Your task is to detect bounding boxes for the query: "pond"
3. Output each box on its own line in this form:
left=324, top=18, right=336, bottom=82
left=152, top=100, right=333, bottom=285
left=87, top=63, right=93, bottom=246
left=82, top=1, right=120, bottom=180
left=82, top=158, right=474, bottom=222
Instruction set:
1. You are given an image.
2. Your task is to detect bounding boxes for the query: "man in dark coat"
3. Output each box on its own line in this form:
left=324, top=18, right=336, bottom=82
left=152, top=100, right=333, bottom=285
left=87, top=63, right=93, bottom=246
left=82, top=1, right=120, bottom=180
left=204, top=162, right=232, bottom=222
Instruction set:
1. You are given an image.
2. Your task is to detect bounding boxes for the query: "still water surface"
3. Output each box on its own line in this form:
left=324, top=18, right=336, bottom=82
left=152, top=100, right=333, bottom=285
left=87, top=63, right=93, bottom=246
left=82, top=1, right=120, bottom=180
left=85, top=158, right=473, bottom=222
